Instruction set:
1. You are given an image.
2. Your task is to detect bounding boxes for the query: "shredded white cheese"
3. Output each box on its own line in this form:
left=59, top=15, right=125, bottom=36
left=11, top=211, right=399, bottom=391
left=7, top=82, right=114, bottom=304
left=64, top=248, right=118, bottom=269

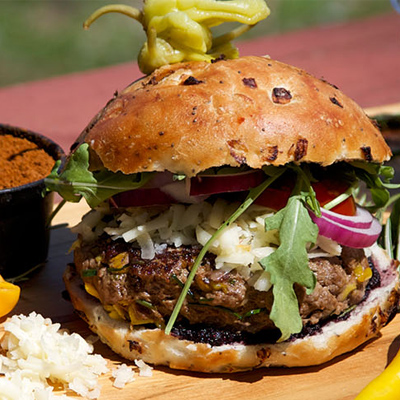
left=74, top=199, right=343, bottom=292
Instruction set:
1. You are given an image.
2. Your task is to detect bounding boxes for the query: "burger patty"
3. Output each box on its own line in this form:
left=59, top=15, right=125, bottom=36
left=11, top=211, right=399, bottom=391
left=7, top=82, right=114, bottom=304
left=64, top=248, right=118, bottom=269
left=74, top=236, right=373, bottom=335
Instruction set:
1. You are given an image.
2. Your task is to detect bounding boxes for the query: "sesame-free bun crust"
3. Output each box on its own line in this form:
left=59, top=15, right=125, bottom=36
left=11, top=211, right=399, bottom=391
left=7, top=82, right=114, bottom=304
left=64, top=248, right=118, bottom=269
left=76, top=56, right=391, bottom=177
left=64, top=245, right=399, bottom=373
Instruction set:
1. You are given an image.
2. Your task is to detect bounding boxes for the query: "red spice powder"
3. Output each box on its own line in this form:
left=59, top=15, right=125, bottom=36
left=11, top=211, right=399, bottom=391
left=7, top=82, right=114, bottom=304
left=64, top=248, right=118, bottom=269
left=0, top=134, right=55, bottom=190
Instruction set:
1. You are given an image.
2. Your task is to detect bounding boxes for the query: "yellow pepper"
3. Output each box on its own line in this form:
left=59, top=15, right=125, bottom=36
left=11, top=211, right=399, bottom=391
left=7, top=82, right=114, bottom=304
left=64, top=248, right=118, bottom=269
left=83, top=0, right=270, bottom=74
left=0, top=275, right=20, bottom=317
left=128, top=304, right=154, bottom=326
left=354, top=264, right=373, bottom=283
left=84, top=282, right=101, bottom=300
left=354, top=349, right=400, bottom=399
left=109, top=251, right=129, bottom=271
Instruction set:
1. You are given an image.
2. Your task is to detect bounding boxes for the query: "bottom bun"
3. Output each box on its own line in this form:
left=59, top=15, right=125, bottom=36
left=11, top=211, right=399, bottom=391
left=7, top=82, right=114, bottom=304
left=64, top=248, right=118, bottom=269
left=64, top=246, right=400, bottom=373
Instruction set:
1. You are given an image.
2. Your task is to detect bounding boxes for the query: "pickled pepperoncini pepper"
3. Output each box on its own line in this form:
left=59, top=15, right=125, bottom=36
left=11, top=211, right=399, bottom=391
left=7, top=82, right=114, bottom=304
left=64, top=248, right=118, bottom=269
left=354, top=349, right=400, bottom=399
left=83, top=0, right=270, bottom=74
left=0, top=275, right=20, bottom=317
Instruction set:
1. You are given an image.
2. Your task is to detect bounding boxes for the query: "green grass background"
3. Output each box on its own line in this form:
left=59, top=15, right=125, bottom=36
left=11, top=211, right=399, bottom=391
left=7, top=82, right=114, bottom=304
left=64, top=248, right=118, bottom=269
left=0, top=0, right=393, bottom=87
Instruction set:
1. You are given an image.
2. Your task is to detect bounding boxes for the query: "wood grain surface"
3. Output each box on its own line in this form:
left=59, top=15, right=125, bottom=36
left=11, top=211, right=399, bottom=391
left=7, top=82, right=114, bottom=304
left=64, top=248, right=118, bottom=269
left=2, top=103, right=400, bottom=400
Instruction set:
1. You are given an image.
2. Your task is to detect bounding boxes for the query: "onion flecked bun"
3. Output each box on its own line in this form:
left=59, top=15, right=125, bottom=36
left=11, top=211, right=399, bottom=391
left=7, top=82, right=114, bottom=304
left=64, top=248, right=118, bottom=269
left=74, top=56, right=391, bottom=177
left=64, top=243, right=399, bottom=373
left=67, top=56, right=398, bottom=372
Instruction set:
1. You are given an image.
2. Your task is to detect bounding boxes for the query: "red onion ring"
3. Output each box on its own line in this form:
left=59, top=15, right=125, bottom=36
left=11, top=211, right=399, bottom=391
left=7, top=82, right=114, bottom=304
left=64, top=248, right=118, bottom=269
left=320, top=206, right=374, bottom=229
left=310, top=208, right=382, bottom=249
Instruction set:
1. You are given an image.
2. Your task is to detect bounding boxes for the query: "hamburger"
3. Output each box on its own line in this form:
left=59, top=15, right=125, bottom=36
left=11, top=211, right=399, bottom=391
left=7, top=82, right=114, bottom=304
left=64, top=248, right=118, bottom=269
left=48, top=55, right=400, bottom=372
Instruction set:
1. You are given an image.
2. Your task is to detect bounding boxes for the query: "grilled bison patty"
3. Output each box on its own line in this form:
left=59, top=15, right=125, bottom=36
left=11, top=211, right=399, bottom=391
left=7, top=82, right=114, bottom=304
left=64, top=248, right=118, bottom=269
left=74, top=236, right=372, bottom=334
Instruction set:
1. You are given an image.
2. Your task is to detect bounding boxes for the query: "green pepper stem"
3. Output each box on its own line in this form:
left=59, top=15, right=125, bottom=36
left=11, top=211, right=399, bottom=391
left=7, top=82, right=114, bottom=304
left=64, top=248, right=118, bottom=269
left=147, top=26, right=158, bottom=55
left=83, top=4, right=143, bottom=30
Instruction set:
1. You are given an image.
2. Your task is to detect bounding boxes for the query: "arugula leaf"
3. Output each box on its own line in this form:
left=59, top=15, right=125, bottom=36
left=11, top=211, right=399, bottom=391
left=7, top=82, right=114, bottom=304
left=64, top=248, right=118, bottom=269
left=88, top=169, right=153, bottom=207
left=46, top=144, right=95, bottom=203
left=259, top=169, right=319, bottom=341
left=384, top=194, right=400, bottom=261
left=260, top=195, right=318, bottom=341
left=382, top=217, right=393, bottom=259
left=290, top=164, right=321, bottom=217
left=379, top=165, right=396, bottom=183
left=350, top=161, right=394, bottom=181
left=173, top=174, right=186, bottom=181
left=349, top=161, right=400, bottom=212
left=45, top=144, right=153, bottom=208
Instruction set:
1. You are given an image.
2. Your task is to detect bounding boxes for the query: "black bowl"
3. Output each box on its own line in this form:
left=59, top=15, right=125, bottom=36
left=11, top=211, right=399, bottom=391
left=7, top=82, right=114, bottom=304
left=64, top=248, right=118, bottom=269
left=0, top=124, right=65, bottom=278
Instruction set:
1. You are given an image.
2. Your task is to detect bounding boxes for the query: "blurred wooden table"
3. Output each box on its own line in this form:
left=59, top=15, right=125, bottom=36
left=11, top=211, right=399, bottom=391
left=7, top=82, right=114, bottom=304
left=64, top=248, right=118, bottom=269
left=0, top=12, right=399, bottom=153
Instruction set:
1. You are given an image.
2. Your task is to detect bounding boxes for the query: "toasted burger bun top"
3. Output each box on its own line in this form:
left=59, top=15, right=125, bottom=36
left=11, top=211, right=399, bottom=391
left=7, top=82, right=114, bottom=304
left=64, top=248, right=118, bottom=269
left=77, top=56, right=391, bottom=177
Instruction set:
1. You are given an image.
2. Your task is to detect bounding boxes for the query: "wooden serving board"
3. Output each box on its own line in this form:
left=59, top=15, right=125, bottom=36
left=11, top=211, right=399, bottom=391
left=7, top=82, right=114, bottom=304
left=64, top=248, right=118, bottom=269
left=3, top=103, right=400, bottom=400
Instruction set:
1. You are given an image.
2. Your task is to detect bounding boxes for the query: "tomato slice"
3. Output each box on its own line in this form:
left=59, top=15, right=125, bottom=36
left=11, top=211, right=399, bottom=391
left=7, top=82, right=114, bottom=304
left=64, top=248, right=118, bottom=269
left=254, top=187, right=291, bottom=211
left=255, top=179, right=356, bottom=216
left=112, top=188, right=175, bottom=207
left=111, top=173, right=356, bottom=217
left=190, top=170, right=266, bottom=196
left=313, top=180, right=356, bottom=216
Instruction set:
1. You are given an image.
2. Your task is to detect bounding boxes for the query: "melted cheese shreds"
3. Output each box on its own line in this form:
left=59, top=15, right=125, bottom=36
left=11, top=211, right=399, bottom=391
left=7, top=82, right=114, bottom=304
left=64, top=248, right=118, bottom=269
left=75, top=199, right=345, bottom=292
left=309, top=235, right=342, bottom=259
left=98, top=200, right=278, bottom=287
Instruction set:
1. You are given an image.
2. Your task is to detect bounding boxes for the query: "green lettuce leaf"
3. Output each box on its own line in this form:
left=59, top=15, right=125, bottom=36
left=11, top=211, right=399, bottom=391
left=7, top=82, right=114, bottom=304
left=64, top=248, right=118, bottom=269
left=45, top=143, right=153, bottom=208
